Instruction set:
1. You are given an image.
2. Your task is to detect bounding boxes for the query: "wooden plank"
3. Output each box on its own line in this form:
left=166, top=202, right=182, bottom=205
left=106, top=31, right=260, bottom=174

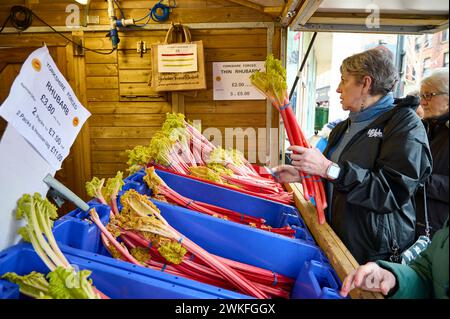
left=87, top=7, right=274, bottom=24
left=309, top=12, right=449, bottom=26
left=284, top=183, right=384, bottom=300
left=91, top=138, right=151, bottom=151
left=89, top=101, right=171, bottom=114
left=92, top=162, right=128, bottom=175
left=85, top=50, right=117, bottom=64
left=118, top=50, right=152, bottom=69
left=91, top=150, right=129, bottom=163
left=185, top=101, right=266, bottom=114
left=66, top=32, right=91, bottom=200
left=87, top=89, right=119, bottom=102
left=89, top=114, right=166, bottom=127
left=119, top=69, right=151, bottom=83
left=205, top=48, right=267, bottom=62
left=119, top=83, right=162, bottom=97
left=86, top=76, right=119, bottom=89
left=85, top=64, right=118, bottom=77
left=119, top=95, right=168, bottom=102
left=90, top=127, right=160, bottom=139
left=185, top=113, right=266, bottom=127
left=0, top=34, right=69, bottom=47
left=85, top=36, right=165, bottom=51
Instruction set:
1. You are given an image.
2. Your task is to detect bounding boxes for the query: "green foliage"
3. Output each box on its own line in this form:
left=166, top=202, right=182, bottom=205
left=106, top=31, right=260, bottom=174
left=47, top=267, right=98, bottom=299
left=250, top=54, right=288, bottom=105
left=104, top=171, right=124, bottom=199
left=85, top=177, right=105, bottom=199
left=2, top=271, right=50, bottom=299
left=158, top=241, right=187, bottom=265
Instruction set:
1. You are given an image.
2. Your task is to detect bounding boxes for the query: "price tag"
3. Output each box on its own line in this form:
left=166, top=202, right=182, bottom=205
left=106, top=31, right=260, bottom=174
left=213, top=62, right=265, bottom=100
left=0, top=46, right=90, bottom=170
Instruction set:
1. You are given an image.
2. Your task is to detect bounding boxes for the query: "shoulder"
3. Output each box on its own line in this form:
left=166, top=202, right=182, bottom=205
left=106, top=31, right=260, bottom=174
left=385, top=105, right=425, bottom=137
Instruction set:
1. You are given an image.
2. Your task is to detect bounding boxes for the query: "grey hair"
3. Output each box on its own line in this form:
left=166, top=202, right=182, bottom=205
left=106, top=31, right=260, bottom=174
left=340, top=48, right=399, bottom=96
left=421, top=68, right=449, bottom=93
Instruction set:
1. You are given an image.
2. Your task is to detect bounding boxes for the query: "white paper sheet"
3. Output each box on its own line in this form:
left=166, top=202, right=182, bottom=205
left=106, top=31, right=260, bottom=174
left=0, top=125, right=56, bottom=251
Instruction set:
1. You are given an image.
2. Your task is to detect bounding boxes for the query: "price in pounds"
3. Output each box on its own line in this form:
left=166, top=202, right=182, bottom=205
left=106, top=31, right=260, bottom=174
left=48, top=127, right=62, bottom=146
left=230, top=91, right=251, bottom=97
left=40, top=94, right=55, bottom=115
left=50, top=145, right=63, bottom=162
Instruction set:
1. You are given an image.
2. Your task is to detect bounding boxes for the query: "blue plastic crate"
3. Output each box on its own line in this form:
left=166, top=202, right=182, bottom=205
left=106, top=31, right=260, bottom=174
left=53, top=201, right=342, bottom=299
left=0, top=243, right=251, bottom=299
left=0, top=279, right=19, bottom=299
left=123, top=169, right=316, bottom=243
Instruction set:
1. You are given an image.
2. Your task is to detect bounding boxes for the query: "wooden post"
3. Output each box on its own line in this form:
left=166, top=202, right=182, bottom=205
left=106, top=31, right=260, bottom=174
left=285, top=182, right=384, bottom=299
left=66, top=30, right=92, bottom=200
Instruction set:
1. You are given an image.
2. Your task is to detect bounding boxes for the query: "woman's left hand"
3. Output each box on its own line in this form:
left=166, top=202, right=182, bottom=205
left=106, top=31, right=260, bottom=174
left=288, top=145, right=332, bottom=178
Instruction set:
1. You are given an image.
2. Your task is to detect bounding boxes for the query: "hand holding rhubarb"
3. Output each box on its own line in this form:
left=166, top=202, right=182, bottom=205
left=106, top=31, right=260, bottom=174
left=250, top=54, right=327, bottom=224
left=288, top=146, right=333, bottom=178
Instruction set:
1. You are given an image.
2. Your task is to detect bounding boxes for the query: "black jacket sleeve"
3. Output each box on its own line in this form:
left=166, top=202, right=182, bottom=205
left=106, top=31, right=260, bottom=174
left=332, top=109, right=433, bottom=214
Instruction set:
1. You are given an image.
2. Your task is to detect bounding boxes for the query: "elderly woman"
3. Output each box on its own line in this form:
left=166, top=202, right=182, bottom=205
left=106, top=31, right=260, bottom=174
left=415, top=68, right=449, bottom=239
left=273, top=48, right=432, bottom=264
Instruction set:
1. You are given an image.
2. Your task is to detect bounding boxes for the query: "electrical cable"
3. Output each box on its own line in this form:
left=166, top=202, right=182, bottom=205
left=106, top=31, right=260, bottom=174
left=150, top=1, right=171, bottom=22
left=113, top=0, right=126, bottom=19
left=0, top=6, right=115, bottom=55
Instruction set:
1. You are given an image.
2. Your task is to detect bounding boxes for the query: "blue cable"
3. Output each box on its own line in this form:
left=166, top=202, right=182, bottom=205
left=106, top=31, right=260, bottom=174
left=150, top=1, right=172, bottom=22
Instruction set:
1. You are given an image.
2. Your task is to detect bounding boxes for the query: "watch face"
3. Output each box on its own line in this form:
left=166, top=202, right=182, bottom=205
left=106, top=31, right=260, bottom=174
left=328, top=164, right=340, bottom=179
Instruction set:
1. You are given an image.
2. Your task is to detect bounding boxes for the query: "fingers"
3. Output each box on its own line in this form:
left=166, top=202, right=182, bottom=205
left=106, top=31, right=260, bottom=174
left=288, top=145, right=308, bottom=154
left=353, top=263, right=377, bottom=287
left=340, top=263, right=378, bottom=297
left=340, top=270, right=356, bottom=297
left=271, top=165, right=297, bottom=174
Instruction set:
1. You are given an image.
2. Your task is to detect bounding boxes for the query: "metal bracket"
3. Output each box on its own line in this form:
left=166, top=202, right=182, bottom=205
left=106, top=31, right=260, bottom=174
left=72, top=35, right=84, bottom=56
left=137, top=40, right=147, bottom=57
left=43, top=174, right=90, bottom=212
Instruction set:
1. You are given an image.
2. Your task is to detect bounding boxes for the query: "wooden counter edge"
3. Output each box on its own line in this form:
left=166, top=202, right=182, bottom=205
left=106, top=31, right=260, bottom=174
left=285, top=182, right=384, bottom=300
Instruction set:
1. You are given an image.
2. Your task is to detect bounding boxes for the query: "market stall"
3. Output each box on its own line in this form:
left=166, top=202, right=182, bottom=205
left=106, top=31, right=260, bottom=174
left=0, top=0, right=448, bottom=301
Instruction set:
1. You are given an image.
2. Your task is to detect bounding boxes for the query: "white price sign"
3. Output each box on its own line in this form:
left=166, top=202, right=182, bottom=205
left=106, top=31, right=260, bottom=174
left=213, top=61, right=265, bottom=100
left=0, top=46, right=91, bottom=170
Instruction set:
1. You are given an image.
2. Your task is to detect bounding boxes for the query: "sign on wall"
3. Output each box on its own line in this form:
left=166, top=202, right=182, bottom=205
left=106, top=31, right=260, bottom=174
left=0, top=46, right=91, bottom=170
left=213, top=62, right=266, bottom=100
left=157, top=43, right=198, bottom=73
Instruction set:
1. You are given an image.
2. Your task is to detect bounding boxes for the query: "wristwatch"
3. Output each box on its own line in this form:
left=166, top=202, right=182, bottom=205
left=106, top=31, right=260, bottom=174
left=326, top=162, right=341, bottom=180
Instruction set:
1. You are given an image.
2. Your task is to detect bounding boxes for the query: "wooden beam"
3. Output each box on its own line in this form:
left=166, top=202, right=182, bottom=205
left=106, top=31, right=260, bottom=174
left=67, top=31, right=92, bottom=201
left=309, top=12, right=449, bottom=26
left=225, top=0, right=283, bottom=17
left=285, top=182, right=384, bottom=300
left=290, top=0, right=323, bottom=27
left=280, top=0, right=304, bottom=26
left=226, top=0, right=265, bottom=12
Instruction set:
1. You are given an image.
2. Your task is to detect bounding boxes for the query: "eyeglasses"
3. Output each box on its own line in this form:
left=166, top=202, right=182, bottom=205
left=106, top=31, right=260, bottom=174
left=419, top=92, right=448, bottom=101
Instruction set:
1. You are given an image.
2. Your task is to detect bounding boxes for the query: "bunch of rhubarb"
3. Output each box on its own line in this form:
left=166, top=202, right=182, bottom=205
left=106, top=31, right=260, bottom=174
left=250, top=54, right=327, bottom=224
left=87, top=189, right=294, bottom=299
left=143, top=167, right=295, bottom=237
left=1, top=193, right=106, bottom=299
left=126, top=112, right=293, bottom=205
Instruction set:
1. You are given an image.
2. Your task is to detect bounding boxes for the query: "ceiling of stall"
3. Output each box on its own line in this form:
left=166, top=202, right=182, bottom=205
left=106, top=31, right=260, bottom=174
left=231, top=0, right=449, bottom=34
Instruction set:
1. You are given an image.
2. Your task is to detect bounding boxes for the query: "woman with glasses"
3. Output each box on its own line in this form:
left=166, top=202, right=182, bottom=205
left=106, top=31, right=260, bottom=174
left=416, top=68, right=449, bottom=239
left=272, top=48, right=433, bottom=264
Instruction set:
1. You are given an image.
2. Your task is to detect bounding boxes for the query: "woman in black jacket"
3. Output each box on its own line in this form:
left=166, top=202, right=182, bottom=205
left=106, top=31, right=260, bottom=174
left=273, top=48, right=432, bottom=264
left=415, top=68, right=449, bottom=239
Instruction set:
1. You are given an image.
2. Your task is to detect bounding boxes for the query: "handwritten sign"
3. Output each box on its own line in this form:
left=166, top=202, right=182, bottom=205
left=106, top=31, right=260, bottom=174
left=158, top=43, right=198, bottom=73
left=213, top=62, right=265, bottom=100
left=0, top=46, right=90, bottom=170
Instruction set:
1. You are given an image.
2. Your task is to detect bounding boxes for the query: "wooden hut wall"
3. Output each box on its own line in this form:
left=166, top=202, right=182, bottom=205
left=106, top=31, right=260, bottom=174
left=0, top=0, right=281, bottom=202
